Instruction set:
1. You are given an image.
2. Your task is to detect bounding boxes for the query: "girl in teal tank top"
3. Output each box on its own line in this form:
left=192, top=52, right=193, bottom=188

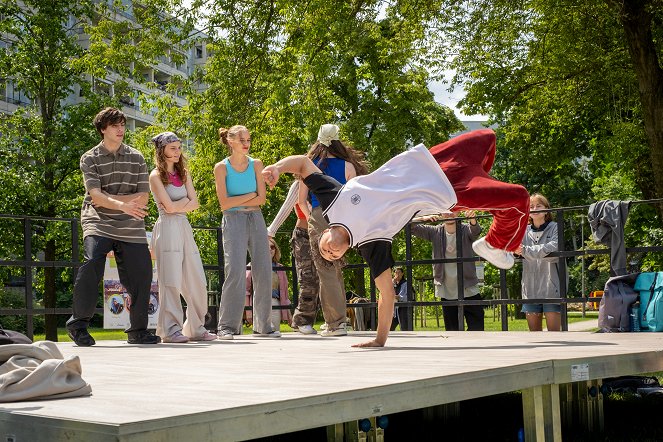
left=223, top=156, right=257, bottom=211
left=213, top=125, right=281, bottom=339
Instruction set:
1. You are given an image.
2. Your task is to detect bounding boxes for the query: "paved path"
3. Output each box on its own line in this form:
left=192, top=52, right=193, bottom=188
left=567, top=317, right=599, bottom=331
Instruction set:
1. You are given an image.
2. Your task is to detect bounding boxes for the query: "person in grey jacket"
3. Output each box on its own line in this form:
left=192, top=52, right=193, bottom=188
left=411, top=211, right=484, bottom=331
left=515, top=193, right=561, bottom=331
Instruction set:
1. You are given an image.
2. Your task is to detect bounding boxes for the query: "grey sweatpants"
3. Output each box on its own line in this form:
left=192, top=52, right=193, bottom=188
left=218, top=210, right=274, bottom=335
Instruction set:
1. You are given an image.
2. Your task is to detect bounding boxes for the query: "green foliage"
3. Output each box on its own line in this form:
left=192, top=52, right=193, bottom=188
left=437, top=0, right=656, bottom=208
left=428, top=0, right=663, bottom=294
left=157, top=0, right=463, bottom=230
left=0, top=0, right=196, bottom=337
left=0, top=1, right=102, bottom=219
left=0, top=288, right=45, bottom=334
left=121, top=0, right=466, bottom=291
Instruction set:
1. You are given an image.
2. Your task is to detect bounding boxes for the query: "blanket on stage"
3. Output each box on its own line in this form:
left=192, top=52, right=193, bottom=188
left=0, top=341, right=91, bottom=402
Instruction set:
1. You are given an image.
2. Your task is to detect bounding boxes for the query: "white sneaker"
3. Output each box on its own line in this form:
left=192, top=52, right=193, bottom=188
left=320, top=323, right=348, bottom=337
left=217, top=331, right=234, bottom=340
left=472, top=237, right=515, bottom=270
left=297, top=325, right=317, bottom=335
left=253, top=330, right=282, bottom=338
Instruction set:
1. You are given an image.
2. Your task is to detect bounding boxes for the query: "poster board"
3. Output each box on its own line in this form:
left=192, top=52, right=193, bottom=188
left=103, top=232, right=159, bottom=329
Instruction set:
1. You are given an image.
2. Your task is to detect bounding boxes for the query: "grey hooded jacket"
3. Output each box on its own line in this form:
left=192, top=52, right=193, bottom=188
left=520, top=221, right=561, bottom=300
left=411, top=221, right=481, bottom=291
left=588, top=200, right=631, bottom=276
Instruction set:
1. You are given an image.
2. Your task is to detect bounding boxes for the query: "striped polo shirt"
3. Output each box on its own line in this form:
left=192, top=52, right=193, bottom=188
left=80, top=142, right=150, bottom=243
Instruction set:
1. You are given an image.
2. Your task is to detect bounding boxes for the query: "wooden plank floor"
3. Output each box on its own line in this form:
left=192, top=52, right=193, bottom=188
left=1, top=331, right=663, bottom=441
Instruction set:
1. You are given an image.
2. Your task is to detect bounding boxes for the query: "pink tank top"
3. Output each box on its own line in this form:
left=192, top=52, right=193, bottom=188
left=168, top=171, right=183, bottom=187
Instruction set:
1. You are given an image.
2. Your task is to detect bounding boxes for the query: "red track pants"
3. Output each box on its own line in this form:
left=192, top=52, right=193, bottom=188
left=429, top=129, right=530, bottom=252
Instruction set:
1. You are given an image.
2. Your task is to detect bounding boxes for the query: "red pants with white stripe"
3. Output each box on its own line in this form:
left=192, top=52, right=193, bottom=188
left=428, top=129, right=530, bottom=252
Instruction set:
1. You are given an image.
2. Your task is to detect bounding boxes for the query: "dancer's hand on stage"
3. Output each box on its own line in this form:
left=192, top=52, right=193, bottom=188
left=352, top=339, right=384, bottom=348
left=262, top=165, right=280, bottom=189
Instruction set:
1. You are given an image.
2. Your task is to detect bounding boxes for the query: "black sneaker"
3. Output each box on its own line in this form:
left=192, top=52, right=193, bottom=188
left=127, top=330, right=161, bottom=344
left=67, top=328, right=96, bottom=347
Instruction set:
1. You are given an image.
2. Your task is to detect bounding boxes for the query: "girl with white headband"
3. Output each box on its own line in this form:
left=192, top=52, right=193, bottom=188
left=297, top=124, right=369, bottom=336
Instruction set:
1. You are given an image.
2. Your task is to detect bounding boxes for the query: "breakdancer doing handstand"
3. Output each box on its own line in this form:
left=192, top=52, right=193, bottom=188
left=262, top=129, right=529, bottom=347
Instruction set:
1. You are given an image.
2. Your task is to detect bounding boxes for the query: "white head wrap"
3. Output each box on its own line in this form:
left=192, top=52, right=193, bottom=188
left=317, top=124, right=340, bottom=147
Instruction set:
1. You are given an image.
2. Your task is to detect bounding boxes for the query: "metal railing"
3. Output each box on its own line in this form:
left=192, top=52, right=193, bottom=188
left=2, top=199, right=663, bottom=338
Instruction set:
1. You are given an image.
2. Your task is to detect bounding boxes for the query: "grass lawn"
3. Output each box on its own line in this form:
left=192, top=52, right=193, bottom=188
left=410, top=308, right=598, bottom=332
left=35, top=310, right=600, bottom=341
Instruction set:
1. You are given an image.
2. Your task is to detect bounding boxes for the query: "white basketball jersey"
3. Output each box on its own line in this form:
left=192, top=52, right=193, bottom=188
left=324, top=144, right=457, bottom=247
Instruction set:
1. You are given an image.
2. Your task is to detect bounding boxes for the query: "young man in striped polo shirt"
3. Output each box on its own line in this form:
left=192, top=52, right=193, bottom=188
left=66, top=108, right=160, bottom=346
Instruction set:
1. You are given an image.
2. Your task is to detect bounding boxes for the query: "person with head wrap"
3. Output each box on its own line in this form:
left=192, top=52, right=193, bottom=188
left=149, top=131, right=217, bottom=343
left=295, top=124, right=369, bottom=336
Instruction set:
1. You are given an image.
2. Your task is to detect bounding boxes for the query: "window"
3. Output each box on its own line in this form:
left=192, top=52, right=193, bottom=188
left=93, top=79, right=112, bottom=96
left=10, top=83, right=30, bottom=105
left=119, top=94, right=135, bottom=107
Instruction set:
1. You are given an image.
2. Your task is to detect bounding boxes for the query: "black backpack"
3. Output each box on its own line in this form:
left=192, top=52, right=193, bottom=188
left=598, top=273, right=639, bottom=332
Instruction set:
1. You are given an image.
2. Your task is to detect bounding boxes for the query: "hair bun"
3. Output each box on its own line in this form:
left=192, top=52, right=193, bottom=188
left=218, top=127, right=229, bottom=145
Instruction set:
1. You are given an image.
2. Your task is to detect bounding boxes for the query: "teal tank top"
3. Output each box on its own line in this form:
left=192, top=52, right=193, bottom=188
left=224, top=156, right=256, bottom=211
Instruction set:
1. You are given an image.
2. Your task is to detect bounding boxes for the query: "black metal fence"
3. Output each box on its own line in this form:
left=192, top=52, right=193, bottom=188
left=2, top=199, right=663, bottom=338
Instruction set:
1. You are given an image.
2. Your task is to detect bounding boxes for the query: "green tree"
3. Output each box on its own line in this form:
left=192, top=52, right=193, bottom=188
left=438, top=0, right=663, bottom=215
left=154, top=1, right=464, bottom=289
left=0, top=0, right=104, bottom=339
left=0, top=0, right=193, bottom=338
left=429, top=0, right=663, bottom=295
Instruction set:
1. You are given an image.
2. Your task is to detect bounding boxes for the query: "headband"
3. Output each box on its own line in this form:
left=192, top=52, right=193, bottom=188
left=317, top=124, right=340, bottom=147
left=151, top=131, right=180, bottom=150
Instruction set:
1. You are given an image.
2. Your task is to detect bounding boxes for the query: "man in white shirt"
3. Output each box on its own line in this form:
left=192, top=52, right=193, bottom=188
left=263, top=129, right=529, bottom=347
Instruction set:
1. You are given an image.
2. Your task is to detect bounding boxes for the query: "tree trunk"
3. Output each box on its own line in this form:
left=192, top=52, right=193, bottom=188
left=613, top=0, right=663, bottom=219
left=41, top=91, right=58, bottom=340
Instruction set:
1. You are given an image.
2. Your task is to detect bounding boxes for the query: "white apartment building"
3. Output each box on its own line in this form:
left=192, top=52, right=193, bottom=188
left=0, top=1, right=208, bottom=131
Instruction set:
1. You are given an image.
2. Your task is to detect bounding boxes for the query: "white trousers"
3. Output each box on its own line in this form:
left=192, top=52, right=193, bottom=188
left=152, top=214, right=209, bottom=339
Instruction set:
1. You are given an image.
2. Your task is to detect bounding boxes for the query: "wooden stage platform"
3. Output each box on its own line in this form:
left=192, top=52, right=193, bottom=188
left=1, top=331, right=663, bottom=441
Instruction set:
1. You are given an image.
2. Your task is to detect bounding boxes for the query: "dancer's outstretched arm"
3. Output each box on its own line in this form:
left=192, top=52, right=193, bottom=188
left=263, top=156, right=321, bottom=189
left=353, top=269, right=394, bottom=348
